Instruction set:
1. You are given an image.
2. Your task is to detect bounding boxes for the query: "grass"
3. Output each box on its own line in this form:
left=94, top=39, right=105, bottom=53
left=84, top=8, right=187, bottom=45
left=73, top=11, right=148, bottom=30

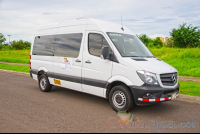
left=0, top=48, right=200, bottom=77
left=179, top=81, right=200, bottom=97
left=0, top=50, right=30, bottom=64
left=150, top=48, right=200, bottom=59
left=0, top=64, right=30, bottom=73
left=150, top=48, right=200, bottom=78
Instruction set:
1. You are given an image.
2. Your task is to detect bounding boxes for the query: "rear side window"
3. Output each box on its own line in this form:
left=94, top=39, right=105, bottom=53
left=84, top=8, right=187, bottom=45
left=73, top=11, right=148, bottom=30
left=88, top=33, right=109, bottom=57
left=54, top=33, right=83, bottom=58
left=32, top=35, right=55, bottom=56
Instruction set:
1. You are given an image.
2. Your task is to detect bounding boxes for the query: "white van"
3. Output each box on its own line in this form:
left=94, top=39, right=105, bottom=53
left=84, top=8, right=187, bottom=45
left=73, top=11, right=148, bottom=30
left=30, top=18, right=179, bottom=111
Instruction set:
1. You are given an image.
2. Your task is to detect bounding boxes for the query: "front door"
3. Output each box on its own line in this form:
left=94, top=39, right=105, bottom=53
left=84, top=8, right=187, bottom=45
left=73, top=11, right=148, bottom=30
left=82, top=31, right=113, bottom=97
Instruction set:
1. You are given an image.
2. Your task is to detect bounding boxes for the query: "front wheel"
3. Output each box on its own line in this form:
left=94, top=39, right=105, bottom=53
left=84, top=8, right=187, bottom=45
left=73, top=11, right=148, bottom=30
left=38, top=74, right=52, bottom=92
left=109, top=85, right=134, bottom=111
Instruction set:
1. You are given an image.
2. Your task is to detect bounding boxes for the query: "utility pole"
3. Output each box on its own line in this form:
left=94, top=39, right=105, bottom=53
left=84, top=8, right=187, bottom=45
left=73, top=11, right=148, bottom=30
left=7, top=35, right=11, bottom=45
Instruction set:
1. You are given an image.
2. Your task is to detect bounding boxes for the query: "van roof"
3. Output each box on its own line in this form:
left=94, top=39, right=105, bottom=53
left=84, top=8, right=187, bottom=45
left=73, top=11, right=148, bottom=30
left=36, top=18, right=135, bottom=36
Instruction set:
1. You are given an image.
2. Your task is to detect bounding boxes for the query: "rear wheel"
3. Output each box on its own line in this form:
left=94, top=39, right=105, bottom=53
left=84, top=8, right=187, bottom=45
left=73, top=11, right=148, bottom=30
left=38, top=74, right=52, bottom=92
left=109, top=85, right=134, bottom=111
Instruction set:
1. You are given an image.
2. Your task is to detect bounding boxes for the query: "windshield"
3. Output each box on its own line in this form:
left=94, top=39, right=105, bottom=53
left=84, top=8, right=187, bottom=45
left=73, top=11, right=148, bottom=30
left=107, top=33, right=154, bottom=57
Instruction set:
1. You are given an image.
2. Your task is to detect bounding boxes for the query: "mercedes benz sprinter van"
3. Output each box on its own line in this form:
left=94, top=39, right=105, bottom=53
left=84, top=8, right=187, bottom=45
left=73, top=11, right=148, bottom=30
left=30, top=18, right=179, bottom=111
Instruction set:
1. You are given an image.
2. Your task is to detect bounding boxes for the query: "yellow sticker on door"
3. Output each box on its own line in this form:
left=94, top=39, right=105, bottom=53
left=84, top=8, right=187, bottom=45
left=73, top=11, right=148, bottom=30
left=54, top=79, right=61, bottom=85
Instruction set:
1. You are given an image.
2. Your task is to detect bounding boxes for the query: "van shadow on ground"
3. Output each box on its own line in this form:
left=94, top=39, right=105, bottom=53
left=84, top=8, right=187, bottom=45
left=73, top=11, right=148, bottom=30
left=49, top=85, right=179, bottom=116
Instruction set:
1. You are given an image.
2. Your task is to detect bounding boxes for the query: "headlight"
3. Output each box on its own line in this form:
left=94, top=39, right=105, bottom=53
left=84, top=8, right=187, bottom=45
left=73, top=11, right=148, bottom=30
left=137, top=71, right=159, bottom=85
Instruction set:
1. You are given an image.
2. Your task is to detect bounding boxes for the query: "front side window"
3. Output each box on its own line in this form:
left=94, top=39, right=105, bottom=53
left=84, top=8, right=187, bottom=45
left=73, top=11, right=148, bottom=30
left=107, top=33, right=154, bottom=57
left=88, top=33, right=109, bottom=57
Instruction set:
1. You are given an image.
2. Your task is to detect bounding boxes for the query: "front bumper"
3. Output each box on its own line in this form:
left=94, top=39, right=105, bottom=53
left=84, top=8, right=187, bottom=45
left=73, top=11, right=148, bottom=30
left=129, top=83, right=179, bottom=105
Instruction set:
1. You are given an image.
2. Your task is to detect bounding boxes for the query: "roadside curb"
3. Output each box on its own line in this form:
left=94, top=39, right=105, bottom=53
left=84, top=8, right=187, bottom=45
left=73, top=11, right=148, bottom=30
left=0, top=69, right=29, bottom=75
left=176, top=94, right=200, bottom=104
left=179, top=76, right=200, bottom=83
left=0, top=62, right=29, bottom=66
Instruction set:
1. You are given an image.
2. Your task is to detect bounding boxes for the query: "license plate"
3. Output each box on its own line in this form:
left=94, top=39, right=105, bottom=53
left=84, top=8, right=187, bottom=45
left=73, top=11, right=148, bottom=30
left=171, top=92, right=178, bottom=100
left=54, top=79, right=61, bottom=85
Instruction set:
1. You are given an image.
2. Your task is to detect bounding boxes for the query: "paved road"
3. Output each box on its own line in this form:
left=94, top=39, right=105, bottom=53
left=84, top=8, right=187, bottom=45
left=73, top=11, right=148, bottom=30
left=0, top=71, right=199, bottom=133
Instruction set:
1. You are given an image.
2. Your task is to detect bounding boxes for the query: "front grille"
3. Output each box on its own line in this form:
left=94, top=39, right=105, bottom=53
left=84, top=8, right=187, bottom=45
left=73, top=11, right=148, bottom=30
left=160, top=73, right=178, bottom=86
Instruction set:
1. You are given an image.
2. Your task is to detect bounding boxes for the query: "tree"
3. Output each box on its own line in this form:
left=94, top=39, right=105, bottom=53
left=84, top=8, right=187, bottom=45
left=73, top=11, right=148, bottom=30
left=153, top=37, right=163, bottom=48
left=147, top=38, right=155, bottom=48
left=166, top=38, right=174, bottom=48
left=11, top=40, right=31, bottom=50
left=137, top=34, right=149, bottom=46
left=0, top=33, right=6, bottom=45
left=170, top=23, right=200, bottom=48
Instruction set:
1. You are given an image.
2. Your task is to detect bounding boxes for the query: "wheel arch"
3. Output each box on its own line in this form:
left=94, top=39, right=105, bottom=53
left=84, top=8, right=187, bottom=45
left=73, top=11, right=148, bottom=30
left=37, top=67, right=48, bottom=79
left=105, top=76, right=134, bottom=99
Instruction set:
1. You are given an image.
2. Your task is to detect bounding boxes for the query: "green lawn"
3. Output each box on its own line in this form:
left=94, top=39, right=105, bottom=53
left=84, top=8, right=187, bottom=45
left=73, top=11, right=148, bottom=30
left=150, top=48, right=200, bottom=78
left=0, top=48, right=200, bottom=77
left=179, top=81, right=200, bottom=97
left=0, top=64, right=30, bottom=73
left=0, top=50, right=30, bottom=64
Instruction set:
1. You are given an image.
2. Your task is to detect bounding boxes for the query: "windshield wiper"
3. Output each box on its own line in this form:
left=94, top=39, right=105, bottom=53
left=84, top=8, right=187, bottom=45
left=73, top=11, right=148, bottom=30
left=131, top=56, right=140, bottom=57
left=141, top=56, right=155, bottom=58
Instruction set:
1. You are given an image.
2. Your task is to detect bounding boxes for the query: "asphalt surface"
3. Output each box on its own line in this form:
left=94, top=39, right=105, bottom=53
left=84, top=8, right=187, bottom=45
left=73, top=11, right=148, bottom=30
left=0, top=71, right=199, bottom=133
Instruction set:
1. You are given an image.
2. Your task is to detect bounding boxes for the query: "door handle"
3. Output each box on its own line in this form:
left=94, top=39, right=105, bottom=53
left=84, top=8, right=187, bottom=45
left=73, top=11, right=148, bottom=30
left=85, top=60, right=91, bottom=64
left=76, top=59, right=81, bottom=62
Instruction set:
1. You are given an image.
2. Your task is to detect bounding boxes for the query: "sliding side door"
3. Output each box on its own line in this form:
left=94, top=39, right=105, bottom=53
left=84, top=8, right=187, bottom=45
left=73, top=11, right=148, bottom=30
left=52, top=33, right=84, bottom=91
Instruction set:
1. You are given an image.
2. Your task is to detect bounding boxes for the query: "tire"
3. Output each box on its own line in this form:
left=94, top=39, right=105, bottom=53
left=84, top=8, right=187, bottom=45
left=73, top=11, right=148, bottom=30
left=109, top=85, right=134, bottom=111
left=38, top=74, right=52, bottom=92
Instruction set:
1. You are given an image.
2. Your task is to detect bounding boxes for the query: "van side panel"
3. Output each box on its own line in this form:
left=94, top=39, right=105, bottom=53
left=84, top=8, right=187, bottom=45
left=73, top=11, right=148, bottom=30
left=31, top=55, right=54, bottom=76
left=111, top=61, right=144, bottom=87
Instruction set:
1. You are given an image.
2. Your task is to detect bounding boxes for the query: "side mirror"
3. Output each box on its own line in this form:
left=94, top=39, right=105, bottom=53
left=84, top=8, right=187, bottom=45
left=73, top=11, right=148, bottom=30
left=101, top=46, right=113, bottom=60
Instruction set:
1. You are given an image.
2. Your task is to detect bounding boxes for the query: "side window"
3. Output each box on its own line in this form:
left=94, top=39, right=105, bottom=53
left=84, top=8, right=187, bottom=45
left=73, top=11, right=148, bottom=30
left=88, top=33, right=109, bottom=57
left=32, top=35, right=55, bottom=56
left=54, top=33, right=83, bottom=58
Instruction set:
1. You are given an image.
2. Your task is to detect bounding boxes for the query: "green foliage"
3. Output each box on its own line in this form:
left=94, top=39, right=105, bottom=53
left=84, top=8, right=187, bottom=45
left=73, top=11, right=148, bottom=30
left=11, top=40, right=31, bottom=50
left=152, top=37, right=163, bottom=48
left=179, top=81, right=200, bottom=97
left=136, top=34, right=149, bottom=46
left=0, top=46, right=15, bottom=51
left=0, top=50, right=30, bottom=64
left=146, top=38, right=154, bottom=48
left=0, top=33, right=6, bottom=45
left=165, top=38, right=174, bottom=48
left=170, top=23, right=200, bottom=48
left=136, top=34, right=163, bottom=48
left=150, top=48, right=200, bottom=77
left=0, top=64, right=29, bottom=73
left=0, top=33, right=31, bottom=51
left=150, top=47, right=200, bottom=59
left=0, top=48, right=200, bottom=78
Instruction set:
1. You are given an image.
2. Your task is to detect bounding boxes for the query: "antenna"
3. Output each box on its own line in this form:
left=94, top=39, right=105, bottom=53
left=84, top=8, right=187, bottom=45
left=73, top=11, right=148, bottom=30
left=121, top=15, right=124, bottom=31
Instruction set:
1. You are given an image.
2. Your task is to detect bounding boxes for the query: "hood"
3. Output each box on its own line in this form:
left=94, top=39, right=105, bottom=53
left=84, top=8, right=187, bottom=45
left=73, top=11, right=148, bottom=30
left=122, top=58, right=177, bottom=75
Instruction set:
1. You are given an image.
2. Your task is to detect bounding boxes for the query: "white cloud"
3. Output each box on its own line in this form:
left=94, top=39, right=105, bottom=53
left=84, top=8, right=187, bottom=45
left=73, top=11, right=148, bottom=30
left=0, top=0, right=200, bottom=43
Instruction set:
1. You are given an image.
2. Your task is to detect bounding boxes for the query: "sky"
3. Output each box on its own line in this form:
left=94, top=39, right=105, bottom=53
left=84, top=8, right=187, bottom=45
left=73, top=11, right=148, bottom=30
left=0, top=0, right=200, bottom=43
